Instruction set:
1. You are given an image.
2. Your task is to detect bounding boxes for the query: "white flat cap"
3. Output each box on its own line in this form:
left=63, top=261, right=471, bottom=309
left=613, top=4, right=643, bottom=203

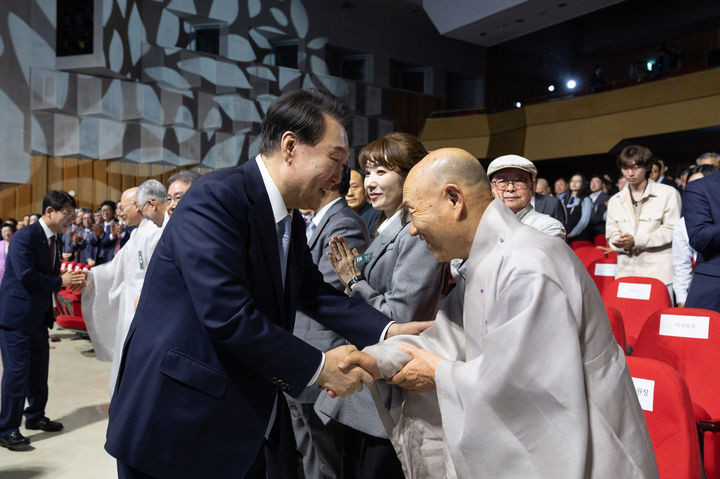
left=487, top=154, right=537, bottom=178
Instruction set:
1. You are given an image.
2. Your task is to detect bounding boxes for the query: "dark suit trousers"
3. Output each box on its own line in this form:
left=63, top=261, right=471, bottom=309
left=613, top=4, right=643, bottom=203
left=685, top=273, right=720, bottom=312
left=341, top=426, right=404, bottom=479
left=0, top=326, right=49, bottom=434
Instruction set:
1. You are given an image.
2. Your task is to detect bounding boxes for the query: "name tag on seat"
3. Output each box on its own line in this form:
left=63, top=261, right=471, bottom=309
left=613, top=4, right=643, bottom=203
left=617, top=282, right=651, bottom=300
left=594, top=263, right=616, bottom=277
left=659, top=314, right=710, bottom=339
left=632, top=377, right=655, bottom=412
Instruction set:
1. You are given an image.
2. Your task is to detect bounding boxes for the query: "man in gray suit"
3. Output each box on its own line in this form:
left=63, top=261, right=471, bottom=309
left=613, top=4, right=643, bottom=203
left=287, top=167, right=371, bottom=479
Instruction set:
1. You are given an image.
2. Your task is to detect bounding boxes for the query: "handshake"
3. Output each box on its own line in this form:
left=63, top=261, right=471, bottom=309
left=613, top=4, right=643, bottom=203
left=316, top=320, right=444, bottom=398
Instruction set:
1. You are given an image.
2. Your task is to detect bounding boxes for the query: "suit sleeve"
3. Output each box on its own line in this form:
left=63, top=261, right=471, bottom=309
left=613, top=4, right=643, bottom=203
left=8, top=234, right=62, bottom=293
left=169, top=181, right=328, bottom=395
left=683, top=181, right=720, bottom=255
left=350, top=229, right=443, bottom=323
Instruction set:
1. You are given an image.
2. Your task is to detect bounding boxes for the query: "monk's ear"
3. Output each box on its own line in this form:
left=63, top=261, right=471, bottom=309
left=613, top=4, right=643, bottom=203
left=280, top=131, right=298, bottom=164
left=444, top=184, right=465, bottom=219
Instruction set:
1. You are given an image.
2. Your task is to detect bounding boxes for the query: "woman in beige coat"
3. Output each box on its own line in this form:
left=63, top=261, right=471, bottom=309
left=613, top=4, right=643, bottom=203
left=606, top=145, right=681, bottom=298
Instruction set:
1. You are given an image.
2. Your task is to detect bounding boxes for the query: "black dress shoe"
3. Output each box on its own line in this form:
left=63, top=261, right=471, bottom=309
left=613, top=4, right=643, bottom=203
left=25, top=416, right=63, bottom=432
left=0, top=431, right=31, bottom=450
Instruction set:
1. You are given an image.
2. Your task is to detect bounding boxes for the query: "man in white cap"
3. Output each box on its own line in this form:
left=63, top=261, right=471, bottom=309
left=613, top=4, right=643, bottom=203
left=487, top=154, right=566, bottom=240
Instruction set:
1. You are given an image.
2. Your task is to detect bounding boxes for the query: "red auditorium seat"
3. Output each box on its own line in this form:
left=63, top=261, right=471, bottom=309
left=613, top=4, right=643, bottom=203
left=569, top=240, right=593, bottom=250
left=626, top=357, right=703, bottom=479
left=573, top=246, right=605, bottom=269
left=588, top=256, right=618, bottom=297
left=593, top=234, right=607, bottom=247
left=604, top=305, right=627, bottom=352
left=54, top=261, right=90, bottom=333
left=633, top=308, right=720, bottom=478
left=602, top=276, right=672, bottom=347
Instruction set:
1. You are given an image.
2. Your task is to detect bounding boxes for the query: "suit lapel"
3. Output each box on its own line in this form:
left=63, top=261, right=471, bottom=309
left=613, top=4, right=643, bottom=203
left=33, top=222, right=53, bottom=273
left=243, top=161, right=286, bottom=315
left=308, top=198, right=346, bottom=250
left=364, top=214, right=403, bottom=274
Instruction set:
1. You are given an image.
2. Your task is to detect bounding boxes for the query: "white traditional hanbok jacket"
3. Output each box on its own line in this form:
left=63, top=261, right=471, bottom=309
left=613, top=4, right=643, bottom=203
left=82, top=214, right=167, bottom=394
left=365, top=199, right=658, bottom=479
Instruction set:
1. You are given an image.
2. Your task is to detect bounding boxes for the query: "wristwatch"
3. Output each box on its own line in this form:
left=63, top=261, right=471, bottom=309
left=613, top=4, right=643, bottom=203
left=347, top=274, right=364, bottom=290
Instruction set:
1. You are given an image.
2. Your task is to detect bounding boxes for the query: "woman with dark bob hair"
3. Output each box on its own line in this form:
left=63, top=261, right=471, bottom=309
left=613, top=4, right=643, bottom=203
left=315, top=132, right=445, bottom=479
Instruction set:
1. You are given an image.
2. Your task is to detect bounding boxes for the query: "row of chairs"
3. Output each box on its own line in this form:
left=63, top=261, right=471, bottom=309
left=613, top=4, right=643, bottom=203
left=568, top=241, right=717, bottom=478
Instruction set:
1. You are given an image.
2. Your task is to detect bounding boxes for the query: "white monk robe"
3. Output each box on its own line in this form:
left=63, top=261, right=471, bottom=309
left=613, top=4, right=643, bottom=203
left=363, top=199, right=658, bottom=479
left=82, top=214, right=167, bottom=393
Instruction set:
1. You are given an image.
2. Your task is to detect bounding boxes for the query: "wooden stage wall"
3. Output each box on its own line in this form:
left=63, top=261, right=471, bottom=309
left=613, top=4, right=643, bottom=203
left=0, top=157, right=211, bottom=220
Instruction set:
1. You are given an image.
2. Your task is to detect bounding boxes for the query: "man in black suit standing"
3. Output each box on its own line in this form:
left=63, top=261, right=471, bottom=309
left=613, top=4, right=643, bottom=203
left=105, top=89, right=429, bottom=478
left=587, top=176, right=611, bottom=238
left=0, top=191, right=86, bottom=450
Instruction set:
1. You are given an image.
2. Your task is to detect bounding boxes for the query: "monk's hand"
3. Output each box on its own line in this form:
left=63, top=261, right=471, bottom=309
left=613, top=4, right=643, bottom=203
left=338, top=351, right=381, bottom=380
left=386, top=321, right=433, bottom=339
left=318, top=345, right=374, bottom=399
left=326, top=236, right=361, bottom=288
left=388, top=344, right=443, bottom=393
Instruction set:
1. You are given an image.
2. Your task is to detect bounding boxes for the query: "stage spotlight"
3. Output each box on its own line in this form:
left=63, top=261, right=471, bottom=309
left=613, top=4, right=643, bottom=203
left=566, top=79, right=577, bottom=89
left=515, top=101, right=522, bottom=108
left=646, top=61, right=654, bottom=71
left=548, top=84, right=555, bottom=92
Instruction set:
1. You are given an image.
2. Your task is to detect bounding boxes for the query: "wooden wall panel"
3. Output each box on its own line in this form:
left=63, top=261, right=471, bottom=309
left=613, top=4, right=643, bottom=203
left=136, top=164, right=150, bottom=184
left=0, top=185, right=16, bottom=220
left=0, top=158, right=212, bottom=219
left=63, top=158, right=79, bottom=201
left=78, top=159, right=94, bottom=209
left=31, top=156, right=47, bottom=214
left=48, top=157, right=64, bottom=191
left=121, top=162, right=137, bottom=191
left=93, top=161, right=107, bottom=207
left=16, top=184, right=32, bottom=218
left=107, top=161, right=123, bottom=202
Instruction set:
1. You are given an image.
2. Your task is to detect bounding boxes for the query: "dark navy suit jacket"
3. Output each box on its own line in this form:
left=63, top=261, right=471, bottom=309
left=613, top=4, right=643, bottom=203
left=0, top=221, right=61, bottom=333
left=105, top=160, right=390, bottom=478
left=534, top=193, right=567, bottom=226
left=683, top=172, right=720, bottom=310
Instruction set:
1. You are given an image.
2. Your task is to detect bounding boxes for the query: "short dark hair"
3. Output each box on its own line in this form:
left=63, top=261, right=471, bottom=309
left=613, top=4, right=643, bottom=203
left=616, top=145, right=654, bottom=177
left=1, top=222, right=16, bottom=233
left=42, top=190, right=76, bottom=213
left=100, top=200, right=117, bottom=210
left=259, top=89, right=351, bottom=156
left=4, top=217, right=17, bottom=227
left=338, top=166, right=351, bottom=196
left=689, top=164, right=719, bottom=178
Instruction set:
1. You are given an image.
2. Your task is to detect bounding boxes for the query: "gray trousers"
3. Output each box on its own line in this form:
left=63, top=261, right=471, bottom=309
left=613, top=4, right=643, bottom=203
left=286, top=397, right=344, bottom=479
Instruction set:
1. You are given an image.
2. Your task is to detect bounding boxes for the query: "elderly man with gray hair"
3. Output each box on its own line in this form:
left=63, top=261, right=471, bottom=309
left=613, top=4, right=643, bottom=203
left=83, top=179, right=171, bottom=393
left=166, top=170, right=200, bottom=216
left=137, top=179, right=168, bottom=228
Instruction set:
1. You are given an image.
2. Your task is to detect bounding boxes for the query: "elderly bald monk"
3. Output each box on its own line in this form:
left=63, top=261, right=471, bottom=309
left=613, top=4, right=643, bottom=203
left=82, top=182, right=168, bottom=393
left=342, top=148, right=658, bottom=478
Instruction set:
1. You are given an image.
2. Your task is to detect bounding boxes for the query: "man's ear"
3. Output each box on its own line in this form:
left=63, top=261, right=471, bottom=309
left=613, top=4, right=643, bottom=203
left=280, top=131, right=298, bottom=164
left=444, top=184, right=465, bottom=220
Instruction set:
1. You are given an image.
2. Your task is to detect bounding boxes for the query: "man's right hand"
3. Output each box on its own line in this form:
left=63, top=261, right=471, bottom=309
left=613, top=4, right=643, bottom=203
left=338, top=351, right=381, bottom=380
left=61, top=270, right=85, bottom=289
left=317, top=345, right=374, bottom=398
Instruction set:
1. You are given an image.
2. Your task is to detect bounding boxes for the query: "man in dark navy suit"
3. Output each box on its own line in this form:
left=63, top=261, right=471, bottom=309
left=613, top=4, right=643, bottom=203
left=683, top=171, right=720, bottom=312
left=105, top=89, right=430, bottom=478
left=0, top=191, right=86, bottom=450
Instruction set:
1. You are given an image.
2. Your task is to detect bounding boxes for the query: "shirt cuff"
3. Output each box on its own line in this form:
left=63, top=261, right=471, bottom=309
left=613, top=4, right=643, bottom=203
left=307, top=352, right=326, bottom=387
left=380, top=321, right=396, bottom=342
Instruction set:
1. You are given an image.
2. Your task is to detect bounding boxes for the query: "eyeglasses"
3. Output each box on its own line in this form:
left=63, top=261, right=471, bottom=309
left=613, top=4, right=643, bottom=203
left=491, top=178, right=531, bottom=190
left=57, top=208, right=75, bottom=217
